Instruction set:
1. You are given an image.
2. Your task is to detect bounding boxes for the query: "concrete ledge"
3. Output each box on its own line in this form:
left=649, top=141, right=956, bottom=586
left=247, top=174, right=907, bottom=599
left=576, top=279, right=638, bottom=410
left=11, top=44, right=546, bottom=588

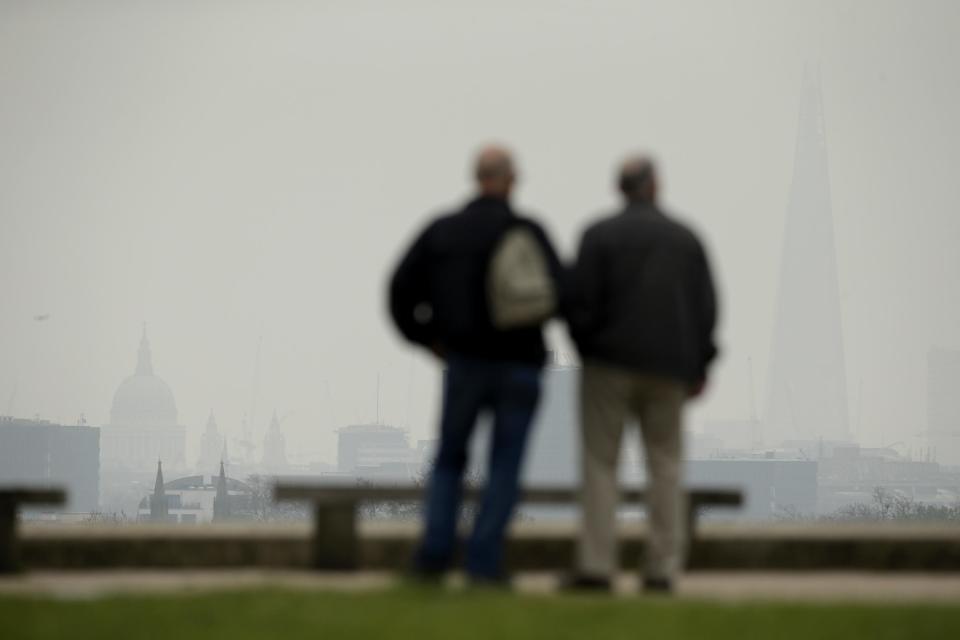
left=687, top=524, right=960, bottom=572
left=18, top=523, right=960, bottom=571
left=21, top=524, right=312, bottom=569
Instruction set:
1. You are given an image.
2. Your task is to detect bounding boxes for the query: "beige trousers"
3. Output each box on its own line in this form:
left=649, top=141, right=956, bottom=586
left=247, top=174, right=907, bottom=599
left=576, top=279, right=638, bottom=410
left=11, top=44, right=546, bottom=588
left=577, top=362, right=687, bottom=581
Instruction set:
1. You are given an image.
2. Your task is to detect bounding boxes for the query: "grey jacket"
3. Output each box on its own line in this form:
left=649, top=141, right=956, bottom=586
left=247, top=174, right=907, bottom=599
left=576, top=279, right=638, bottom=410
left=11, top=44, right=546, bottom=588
left=568, top=203, right=718, bottom=384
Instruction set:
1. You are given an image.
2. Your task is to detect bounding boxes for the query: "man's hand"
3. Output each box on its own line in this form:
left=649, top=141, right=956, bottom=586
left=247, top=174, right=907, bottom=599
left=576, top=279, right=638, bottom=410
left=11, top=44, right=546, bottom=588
left=430, top=342, right=446, bottom=360
left=688, top=379, right=707, bottom=399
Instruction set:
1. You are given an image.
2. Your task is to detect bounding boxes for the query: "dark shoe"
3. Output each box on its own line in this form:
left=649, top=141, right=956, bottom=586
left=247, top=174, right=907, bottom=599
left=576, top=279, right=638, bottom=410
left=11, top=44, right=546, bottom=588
left=560, top=573, right=613, bottom=593
left=642, top=576, right=673, bottom=594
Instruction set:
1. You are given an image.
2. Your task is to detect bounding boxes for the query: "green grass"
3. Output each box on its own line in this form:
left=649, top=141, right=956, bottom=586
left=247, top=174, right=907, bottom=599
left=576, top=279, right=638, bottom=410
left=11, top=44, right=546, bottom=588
left=2, top=587, right=959, bottom=640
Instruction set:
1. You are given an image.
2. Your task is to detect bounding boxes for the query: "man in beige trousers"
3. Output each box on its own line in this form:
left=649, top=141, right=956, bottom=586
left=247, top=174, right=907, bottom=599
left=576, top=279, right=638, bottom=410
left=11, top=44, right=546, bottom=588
left=566, top=156, right=718, bottom=594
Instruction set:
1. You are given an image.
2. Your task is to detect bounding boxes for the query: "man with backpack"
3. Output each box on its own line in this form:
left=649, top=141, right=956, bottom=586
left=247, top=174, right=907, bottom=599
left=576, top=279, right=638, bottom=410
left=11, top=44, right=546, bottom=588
left=566, top=156, right=718, bottom=594
left=388, top=145, right=562, bottom=585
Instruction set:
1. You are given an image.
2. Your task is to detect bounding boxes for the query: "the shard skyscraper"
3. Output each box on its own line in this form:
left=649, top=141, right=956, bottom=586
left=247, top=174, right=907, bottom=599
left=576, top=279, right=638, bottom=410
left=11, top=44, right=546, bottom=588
left=765, top=69, right=850, bottom=446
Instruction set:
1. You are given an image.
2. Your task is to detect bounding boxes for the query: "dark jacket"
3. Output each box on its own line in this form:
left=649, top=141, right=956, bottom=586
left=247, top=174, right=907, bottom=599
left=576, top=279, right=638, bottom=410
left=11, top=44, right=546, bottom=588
left=389, top=196, right=562, bottom=366
left=568, top=203, right=718, bottom=384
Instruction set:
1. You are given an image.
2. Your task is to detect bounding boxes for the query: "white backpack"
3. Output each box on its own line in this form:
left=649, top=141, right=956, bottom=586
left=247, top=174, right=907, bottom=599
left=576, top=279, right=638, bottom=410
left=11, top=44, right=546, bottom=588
left=487, top=225, right=557, bottom=329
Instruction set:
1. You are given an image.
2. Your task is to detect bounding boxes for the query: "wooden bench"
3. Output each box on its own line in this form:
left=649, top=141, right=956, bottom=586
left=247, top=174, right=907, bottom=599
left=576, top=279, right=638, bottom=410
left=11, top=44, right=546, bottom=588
left=274, top=484, right=742, bottom=569
left=0, top=488, right=66, bottom=573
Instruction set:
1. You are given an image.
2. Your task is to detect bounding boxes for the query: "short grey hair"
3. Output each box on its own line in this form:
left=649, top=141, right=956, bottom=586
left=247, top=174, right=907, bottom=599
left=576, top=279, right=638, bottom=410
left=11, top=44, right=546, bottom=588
left=618, top=155, right=656, bottom=199
left=474, top=145, right=515, bottom=182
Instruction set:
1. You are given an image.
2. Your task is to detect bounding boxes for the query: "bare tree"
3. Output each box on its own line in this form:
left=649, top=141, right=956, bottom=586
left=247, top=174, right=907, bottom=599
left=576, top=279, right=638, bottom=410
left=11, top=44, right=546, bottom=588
left=829, top=487, right=960, bottom=522
left=246, top=474, right=309, bottom=522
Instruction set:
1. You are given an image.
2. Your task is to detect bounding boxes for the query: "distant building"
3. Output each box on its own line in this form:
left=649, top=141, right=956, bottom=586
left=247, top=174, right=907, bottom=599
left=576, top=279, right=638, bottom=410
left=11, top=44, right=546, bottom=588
left=196, top=411, right=224, bottom=474
left=818, top=445, right=952, bottom=513
left=522, top=364, right=578, bottom=484
left=771, top=439, right=854, bottom=461
left=99, top=328, right=186, bottom=472
left=0, top=416, right=100, bottom=512
left=927, top=348, right=960, bottom=467
left=697, top=419, right=760, bottom=453
left=136, top=462, right=254, bottom=523
left=686, top=459, right=819, bottom=519
left=686, top=430, right=726, bottom=460
left=260, top=410, right=288, bottom=473
left=764, top=70, right=850, bottom=445
left=337, top=424, right=420, bottom=479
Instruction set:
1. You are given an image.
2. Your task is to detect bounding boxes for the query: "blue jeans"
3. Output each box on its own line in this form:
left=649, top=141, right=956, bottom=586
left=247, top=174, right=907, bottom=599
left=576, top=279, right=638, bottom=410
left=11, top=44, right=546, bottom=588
left=415, top=354, right=542, bottom=580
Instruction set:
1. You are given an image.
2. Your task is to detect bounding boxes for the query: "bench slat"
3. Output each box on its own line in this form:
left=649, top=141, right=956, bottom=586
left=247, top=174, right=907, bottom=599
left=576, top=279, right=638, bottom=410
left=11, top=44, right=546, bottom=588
left=274, top=485, right=742, bottom=507
left=0, top=488, right=66, bottom=506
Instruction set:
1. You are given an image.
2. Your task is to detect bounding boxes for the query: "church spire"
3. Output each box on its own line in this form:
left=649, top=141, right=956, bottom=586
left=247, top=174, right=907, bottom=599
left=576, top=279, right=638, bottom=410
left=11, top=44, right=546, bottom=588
left=205, top=410, right=217, bottom=435
left=154, top=458, right=164, bottom=494
left=269, top=409, right=280, bottom=432
left=213, top=460, right=230, bottom=522
left=149, top=459, right=168, bottom=521
left=136, top=323, right=154, bottom=375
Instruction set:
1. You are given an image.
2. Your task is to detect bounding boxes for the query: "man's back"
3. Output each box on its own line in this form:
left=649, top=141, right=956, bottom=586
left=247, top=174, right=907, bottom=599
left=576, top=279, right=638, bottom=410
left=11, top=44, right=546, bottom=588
left=569, top=203, right=717, bottom=384
left=567, top=155, right=719, bottom=594
left=392, top=145, right=559, bottom=583
left=389, top=195, right=560, bottom=365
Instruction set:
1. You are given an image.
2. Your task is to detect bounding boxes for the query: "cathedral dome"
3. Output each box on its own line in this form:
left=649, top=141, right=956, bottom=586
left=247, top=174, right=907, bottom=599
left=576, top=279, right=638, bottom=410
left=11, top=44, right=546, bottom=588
left=109, top=329, right=179, bottom=428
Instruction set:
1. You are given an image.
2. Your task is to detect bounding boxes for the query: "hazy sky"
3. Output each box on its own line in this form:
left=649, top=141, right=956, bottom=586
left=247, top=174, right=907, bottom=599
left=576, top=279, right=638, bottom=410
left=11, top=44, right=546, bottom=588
left=1, top=0, right=958, bottom=463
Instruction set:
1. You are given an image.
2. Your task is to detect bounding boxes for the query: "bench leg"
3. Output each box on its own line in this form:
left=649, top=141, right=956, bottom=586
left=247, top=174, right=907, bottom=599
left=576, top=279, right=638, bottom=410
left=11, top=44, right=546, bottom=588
left=0, top=500, right=17, bottom=574
left=686, top=503, right=699, bottom=539
left=312, top=503, right=358, bottom=570
left=684, top=502, right=699, bottom=569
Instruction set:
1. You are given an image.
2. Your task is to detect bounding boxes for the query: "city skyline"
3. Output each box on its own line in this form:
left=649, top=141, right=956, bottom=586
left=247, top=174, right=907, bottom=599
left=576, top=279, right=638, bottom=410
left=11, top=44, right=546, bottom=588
left=1, top=1, right=958, bottom=464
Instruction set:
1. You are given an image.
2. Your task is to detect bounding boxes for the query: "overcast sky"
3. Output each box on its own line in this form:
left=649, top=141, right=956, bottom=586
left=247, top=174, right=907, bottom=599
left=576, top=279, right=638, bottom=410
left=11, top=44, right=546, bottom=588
left=1, top=0, right=958, bottom=463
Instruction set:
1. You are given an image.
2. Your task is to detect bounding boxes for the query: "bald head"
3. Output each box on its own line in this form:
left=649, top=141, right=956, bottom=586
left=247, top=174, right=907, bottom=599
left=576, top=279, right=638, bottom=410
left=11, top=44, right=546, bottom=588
left=474, top=145, right=516, bottom=199
left=618, top=155, right=658, bottom=204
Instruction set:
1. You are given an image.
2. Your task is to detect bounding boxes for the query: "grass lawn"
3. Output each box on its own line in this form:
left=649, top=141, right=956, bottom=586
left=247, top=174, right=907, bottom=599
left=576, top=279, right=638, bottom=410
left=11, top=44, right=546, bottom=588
left=2, top=587, right=959, bottom=640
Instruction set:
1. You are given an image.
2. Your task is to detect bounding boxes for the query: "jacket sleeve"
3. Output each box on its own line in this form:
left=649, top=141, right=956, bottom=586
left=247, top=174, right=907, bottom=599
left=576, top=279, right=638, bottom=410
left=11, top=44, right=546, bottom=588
left=694, top=243, right=719, bottom=381
left=567, top=227, right=605, bottom=348
left=388, top=225, right=436, bottom=348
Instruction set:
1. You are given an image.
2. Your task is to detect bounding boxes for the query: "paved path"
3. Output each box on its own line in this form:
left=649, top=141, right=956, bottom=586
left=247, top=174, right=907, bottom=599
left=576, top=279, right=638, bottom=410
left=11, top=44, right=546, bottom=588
left=2, top=570, right=960, bottom=603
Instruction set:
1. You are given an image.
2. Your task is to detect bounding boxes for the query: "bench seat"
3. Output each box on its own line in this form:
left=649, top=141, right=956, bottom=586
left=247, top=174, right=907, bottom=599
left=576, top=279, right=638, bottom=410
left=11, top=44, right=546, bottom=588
left=274, top=484, right=742, bottom=569
left=0, top=488, right=66, bottom=572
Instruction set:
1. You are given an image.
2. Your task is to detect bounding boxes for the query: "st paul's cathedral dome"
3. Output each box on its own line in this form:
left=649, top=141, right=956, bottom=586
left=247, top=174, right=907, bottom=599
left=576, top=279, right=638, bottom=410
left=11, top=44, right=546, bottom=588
left=110, top=328, right=179, bottom=428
